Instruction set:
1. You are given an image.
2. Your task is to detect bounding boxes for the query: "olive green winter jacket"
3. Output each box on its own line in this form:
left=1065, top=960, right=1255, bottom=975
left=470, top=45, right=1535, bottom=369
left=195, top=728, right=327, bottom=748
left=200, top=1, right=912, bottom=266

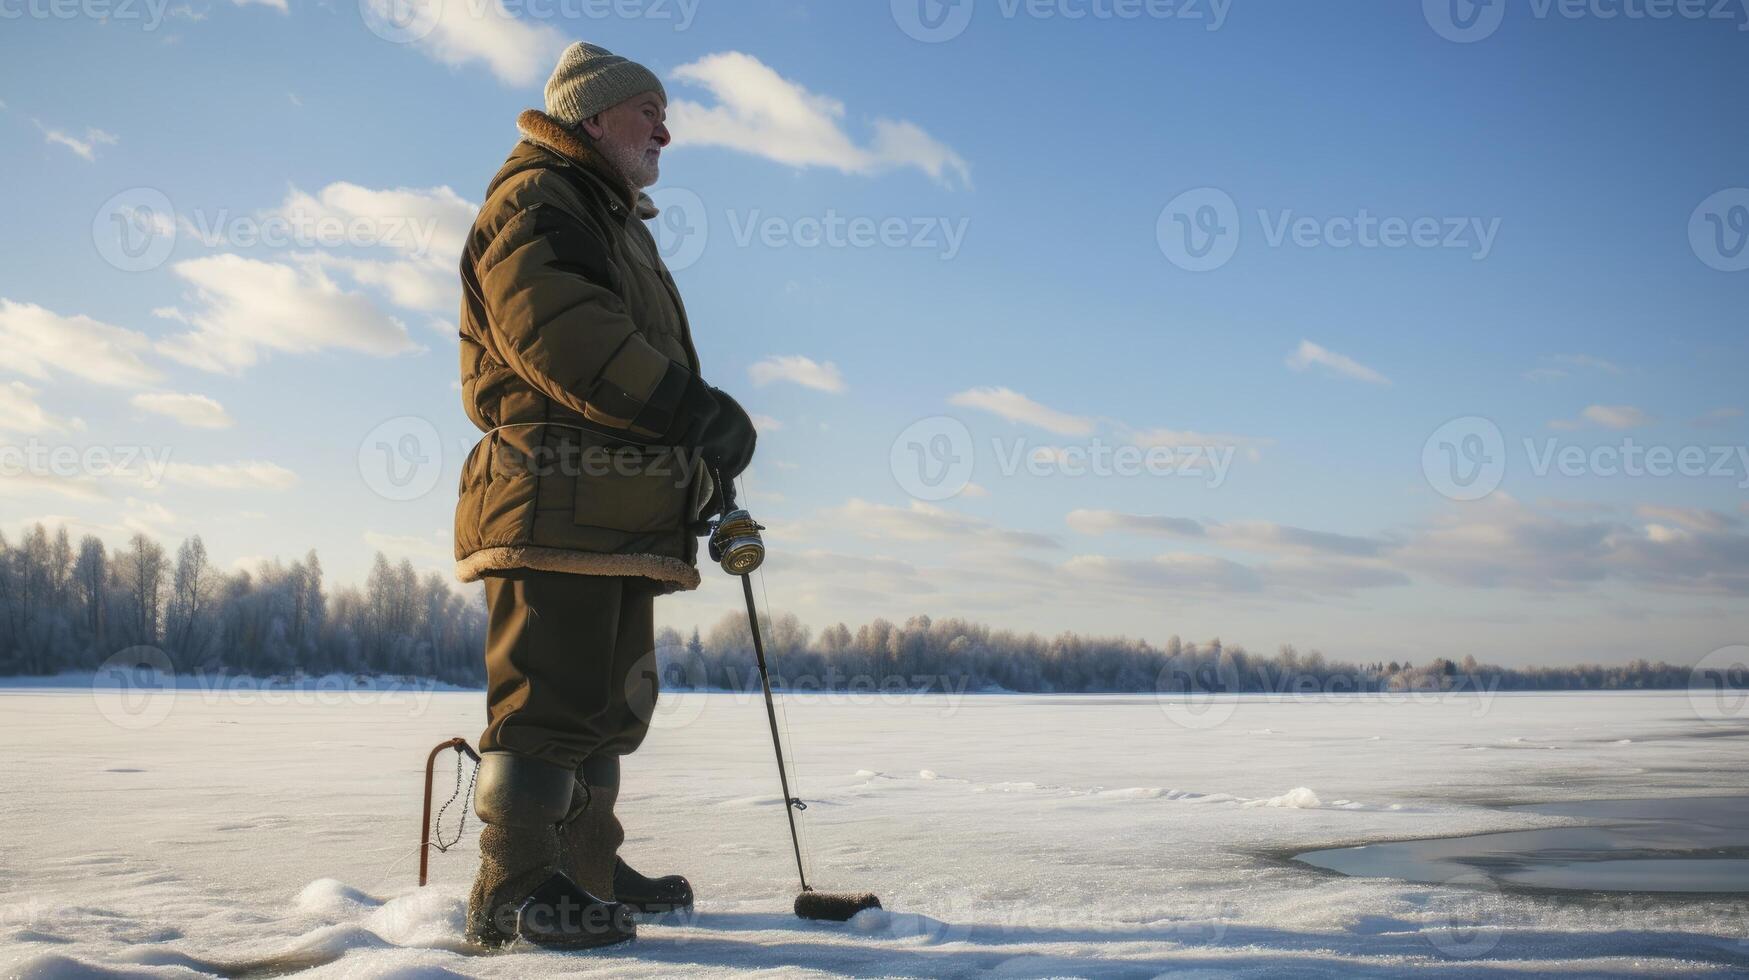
left=453, top=109, right=716, bottom=593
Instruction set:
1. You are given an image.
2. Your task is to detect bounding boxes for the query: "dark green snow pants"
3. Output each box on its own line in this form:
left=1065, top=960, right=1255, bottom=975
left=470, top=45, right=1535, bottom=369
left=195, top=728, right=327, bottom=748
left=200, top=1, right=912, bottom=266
left=478, top=569, right=660, bottom=770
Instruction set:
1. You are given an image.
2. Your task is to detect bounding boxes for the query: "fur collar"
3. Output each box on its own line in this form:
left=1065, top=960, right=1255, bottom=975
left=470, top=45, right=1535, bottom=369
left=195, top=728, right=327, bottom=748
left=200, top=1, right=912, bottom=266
left=516, top=109, right=659, bottom=220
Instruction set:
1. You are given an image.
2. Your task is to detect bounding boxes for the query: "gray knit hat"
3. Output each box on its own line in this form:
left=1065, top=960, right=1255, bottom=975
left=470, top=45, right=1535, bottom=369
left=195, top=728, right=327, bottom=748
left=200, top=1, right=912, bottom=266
left=544, top=42, right=667, bottom=127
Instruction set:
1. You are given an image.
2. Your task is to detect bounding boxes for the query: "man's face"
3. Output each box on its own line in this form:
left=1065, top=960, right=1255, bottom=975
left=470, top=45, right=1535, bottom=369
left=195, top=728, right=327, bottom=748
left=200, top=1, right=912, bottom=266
left=583, top=92, right=669, bottom=190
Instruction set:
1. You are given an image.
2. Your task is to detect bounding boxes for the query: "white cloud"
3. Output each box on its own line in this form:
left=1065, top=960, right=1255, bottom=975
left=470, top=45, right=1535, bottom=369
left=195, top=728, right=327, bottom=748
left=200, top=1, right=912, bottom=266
left=1063, top=552, right=1263, bottom=595
left=667, top=51, right=970, bottom=188
left=120, top=497, right=177, bottom=539
left=0, top=382, right=84, bottom=435
left=156, top=254, right=419, bottom=372
left=1067, top=509, right=1203, bottom=538
left=948, top=387, right=1094, bottom=436
left=1582, top=404, right=1652, bottom=430
left=832, top=498, right=1058, bottom=550
left=179, top=182, right=477, bottom=316
left=0, top=471, right=107, bottom=504
left=0, top=300, right=162, bottom=387
left=1553, top=353, right=1623, bottom=375
left=1067, top=509, right=1384, bottom=558
left=35, top=121, right=118, bottom=161
left=751, top=414, right=784, bottom=431
left=364, top=0, right=565, bottom=86
left=162, top=460, right=298, bottom=490
left=749, top=355, right=846, bottom=393
left=130, top=392, right=234, bottom=429
left=233, top=0, right=287, bottom=11
left=1286, top=339, right=1391, bottom=385
left=1693, top=407, right=1741, bottom=429
left=363, top=530, right=451, bottom=563
left=1634, top=504, right=1740, bottom=534
left=1122, top=425, right=1273, bottom=462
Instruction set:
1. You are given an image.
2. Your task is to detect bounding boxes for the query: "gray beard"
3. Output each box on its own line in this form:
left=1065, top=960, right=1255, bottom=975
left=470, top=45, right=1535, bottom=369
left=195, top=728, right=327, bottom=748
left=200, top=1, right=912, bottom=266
left=599, top=137, right=658, bottom=190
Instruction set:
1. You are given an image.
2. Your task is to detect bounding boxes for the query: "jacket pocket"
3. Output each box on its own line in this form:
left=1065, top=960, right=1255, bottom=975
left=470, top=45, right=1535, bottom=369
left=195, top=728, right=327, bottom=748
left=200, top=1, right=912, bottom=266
left=572, top=443, right=692, bottom=534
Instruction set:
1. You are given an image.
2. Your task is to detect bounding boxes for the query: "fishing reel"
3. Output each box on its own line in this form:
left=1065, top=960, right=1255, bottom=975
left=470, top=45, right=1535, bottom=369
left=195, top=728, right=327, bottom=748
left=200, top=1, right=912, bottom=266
left=709, top=507, right=765, bottom=575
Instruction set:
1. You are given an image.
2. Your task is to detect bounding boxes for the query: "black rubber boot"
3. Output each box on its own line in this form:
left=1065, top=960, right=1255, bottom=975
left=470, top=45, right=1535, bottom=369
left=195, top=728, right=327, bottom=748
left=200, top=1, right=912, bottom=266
left=614, top=857, right=695, bottom=915
left=559, top=756, right=625, bottom=902
left=465, top=752, right=635, bottom=950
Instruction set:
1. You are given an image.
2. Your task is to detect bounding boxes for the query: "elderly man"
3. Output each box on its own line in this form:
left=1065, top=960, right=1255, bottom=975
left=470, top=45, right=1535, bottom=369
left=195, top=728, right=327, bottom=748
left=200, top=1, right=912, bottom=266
left=453, top=41, right=756, bottom=949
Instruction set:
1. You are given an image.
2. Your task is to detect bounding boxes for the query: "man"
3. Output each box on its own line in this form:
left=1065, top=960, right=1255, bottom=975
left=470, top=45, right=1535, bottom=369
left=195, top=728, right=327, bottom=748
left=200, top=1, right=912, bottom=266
left=453, top=41, right=757, bottom=949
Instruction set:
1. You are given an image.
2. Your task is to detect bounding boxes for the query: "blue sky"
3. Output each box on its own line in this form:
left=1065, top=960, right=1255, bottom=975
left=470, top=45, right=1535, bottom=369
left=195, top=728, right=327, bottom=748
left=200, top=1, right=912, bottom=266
left=1, top=0, right=1745, bottom=666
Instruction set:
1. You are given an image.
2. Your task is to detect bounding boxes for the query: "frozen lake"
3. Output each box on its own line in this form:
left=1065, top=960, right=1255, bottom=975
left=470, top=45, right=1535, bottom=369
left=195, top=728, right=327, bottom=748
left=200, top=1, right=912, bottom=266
left=3, top=686, right=1748, bottom=977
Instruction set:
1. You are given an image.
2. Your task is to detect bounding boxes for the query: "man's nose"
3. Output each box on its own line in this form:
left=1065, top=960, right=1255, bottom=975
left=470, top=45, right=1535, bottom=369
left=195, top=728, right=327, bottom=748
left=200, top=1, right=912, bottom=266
left=652, top=122, right=671, bottom=147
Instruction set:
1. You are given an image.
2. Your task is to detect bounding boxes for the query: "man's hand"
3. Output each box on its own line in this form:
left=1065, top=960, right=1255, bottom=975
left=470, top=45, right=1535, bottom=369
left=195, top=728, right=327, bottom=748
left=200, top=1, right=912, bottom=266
left=698, top=387, right=756, bottom=482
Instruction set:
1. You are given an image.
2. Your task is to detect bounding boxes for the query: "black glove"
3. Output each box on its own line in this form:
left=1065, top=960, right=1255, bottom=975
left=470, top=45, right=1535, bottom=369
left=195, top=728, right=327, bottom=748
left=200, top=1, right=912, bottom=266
left=699, top=388, right=756, bottom=482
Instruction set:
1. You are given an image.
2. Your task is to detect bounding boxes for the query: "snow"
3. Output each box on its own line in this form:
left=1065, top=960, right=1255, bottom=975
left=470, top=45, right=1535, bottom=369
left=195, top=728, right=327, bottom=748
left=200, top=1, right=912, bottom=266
left=3, top=688, right=1748, bottom=976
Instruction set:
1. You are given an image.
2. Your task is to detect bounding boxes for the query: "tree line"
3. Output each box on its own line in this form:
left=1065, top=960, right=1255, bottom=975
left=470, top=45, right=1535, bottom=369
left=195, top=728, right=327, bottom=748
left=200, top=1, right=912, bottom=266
left=0, top=522, right=1736, bottom=694
left=658, top=611, right=1731, bottom=695
left=0, top=522, right=485, bottom=685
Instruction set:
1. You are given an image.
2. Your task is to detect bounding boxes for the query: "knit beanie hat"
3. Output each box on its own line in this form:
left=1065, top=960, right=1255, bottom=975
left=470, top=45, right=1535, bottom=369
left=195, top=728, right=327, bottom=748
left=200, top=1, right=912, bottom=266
left=544, top=42, right=667, bottom=128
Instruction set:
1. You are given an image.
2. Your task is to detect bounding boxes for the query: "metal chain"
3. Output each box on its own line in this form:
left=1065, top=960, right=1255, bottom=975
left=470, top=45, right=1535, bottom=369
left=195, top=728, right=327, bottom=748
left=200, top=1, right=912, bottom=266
left=432, top=748, right=479, bottom=853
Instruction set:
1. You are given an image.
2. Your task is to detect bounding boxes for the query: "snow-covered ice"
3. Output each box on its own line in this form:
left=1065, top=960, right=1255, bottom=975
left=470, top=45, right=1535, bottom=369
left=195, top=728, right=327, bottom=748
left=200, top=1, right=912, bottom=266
left=3, top=687, right=1748, bottom=976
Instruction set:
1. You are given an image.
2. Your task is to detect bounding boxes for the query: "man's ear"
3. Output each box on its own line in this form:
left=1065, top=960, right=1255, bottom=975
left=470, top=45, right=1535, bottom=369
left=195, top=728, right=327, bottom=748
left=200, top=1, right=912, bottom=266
left=578, top=113, right=605, bottom=141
